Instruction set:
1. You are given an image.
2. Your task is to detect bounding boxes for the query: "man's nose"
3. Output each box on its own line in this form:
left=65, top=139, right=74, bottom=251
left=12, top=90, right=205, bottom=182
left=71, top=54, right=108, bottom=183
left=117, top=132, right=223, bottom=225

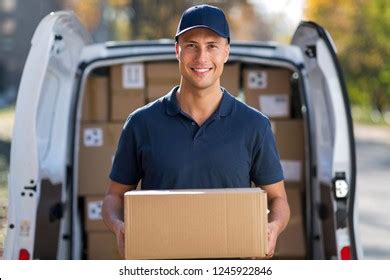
left=195, top=46, right=208, bottom=63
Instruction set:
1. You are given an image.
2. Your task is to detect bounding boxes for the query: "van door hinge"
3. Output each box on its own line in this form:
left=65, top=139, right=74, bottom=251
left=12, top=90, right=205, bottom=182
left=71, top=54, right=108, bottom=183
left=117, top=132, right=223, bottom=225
left=333, top=172, right=349, bottom=199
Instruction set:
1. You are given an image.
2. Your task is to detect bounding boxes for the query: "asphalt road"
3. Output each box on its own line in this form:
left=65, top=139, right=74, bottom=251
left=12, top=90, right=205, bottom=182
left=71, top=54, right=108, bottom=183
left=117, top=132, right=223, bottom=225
left=354, top=124, right=390, bottom=259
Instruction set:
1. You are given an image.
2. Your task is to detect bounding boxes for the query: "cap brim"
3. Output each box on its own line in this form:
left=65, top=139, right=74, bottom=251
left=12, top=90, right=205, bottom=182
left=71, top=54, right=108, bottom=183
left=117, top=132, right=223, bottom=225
left=175, top=25, right=230, bottom=42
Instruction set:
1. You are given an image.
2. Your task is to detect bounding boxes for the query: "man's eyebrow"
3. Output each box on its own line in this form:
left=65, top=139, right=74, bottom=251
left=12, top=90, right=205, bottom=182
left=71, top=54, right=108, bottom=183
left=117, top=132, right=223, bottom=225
left=182, top=40, right=198, bottom=44
left=181, top=39, right=222, bottom=44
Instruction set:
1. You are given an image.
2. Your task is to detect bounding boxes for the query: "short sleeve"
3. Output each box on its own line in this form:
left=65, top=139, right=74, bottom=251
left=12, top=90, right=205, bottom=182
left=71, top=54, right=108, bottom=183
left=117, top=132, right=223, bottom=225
left=250, top=120, right=284, bottom=186
left=109, top=116, right=142, bottom=185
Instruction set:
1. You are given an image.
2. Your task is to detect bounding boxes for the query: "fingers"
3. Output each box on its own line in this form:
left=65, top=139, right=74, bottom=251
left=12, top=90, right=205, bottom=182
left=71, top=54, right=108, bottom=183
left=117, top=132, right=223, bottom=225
left=267, top=223, right=277, bottom=258
left=114, top=221, right=125, bottom=258
left=117, top=230, right=125, bottom=258
left=120, top=223, right=125, bottom=235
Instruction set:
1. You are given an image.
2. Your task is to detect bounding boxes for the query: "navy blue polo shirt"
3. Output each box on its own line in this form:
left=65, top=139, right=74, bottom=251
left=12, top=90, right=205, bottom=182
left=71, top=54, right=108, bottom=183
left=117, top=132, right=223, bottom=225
left=109, top=86, right=283, bottom=189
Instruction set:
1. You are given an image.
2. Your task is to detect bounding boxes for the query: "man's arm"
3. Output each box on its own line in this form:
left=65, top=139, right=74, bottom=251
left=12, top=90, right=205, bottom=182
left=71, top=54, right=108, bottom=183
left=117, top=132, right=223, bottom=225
left=258, top=180, right=290, bottom=258
left=101, top=180, right=136, bottom=257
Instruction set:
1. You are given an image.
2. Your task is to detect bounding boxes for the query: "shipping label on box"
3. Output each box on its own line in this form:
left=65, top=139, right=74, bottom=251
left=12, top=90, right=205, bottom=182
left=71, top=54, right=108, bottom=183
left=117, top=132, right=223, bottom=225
left=281, top=160, right=302, bottom=182
left=122, top=64, right=144, bottom=89
left=83, top=128, right=103, bottom=147
left=85, top=196, right=108, bottom=231
left=87, top=200, right=102, bottom=220
left=248, top=70, right=268, bottom=89
left=259, top=94, right=289, bottom=118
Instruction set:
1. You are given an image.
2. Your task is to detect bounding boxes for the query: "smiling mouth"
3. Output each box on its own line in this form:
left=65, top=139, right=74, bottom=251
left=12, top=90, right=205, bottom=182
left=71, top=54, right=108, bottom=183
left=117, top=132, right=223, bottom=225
left=191, top=67, right=212, bottom=73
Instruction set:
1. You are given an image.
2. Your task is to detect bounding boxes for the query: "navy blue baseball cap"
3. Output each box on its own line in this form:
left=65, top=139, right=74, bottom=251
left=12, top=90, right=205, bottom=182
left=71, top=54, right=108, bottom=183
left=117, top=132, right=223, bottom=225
left=175, top=5, right=230, bottom=43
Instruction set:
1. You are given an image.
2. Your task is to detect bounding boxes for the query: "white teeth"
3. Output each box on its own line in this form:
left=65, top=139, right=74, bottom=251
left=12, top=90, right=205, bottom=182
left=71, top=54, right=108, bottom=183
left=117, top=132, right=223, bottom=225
left=193, top=68, right=209, bottom=73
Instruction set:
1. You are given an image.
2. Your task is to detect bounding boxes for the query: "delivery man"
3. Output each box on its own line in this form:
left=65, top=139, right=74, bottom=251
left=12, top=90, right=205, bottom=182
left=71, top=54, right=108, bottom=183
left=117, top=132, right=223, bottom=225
left=102, top=4, right=290, bottom=258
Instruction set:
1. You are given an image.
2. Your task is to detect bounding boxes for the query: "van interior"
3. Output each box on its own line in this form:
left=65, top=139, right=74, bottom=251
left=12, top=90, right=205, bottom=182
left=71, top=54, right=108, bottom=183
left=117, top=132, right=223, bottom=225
left=42, top=58, right=308, bottom=260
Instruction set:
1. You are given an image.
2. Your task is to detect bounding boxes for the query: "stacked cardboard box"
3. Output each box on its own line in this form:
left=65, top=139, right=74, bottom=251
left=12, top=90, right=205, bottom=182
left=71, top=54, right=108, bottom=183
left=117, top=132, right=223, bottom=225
left=110, top=63, right=146, bottom=121
left=78, top=123, right=123, bottom=196
left=78, top=123, right=123, bottom=259
left=274, top=188, right=306, bottom=258
left=242, top=65, right=306, bottom=258
left=88, top=231, right=122, bottom=260
left=272, top=119, right=305, bottom=189
left=124, top=188, right=268, bottom=259
left=81, top=71, right=109, bottom=122
left=79, top=64, right=146, bottom=259
left=84, top=196, right=122, bottom=260
left=145, top=62, right=180, bottom=103
left=243, top=67, right=292, bottom=119
left=221, top=62, right=240, bottom=96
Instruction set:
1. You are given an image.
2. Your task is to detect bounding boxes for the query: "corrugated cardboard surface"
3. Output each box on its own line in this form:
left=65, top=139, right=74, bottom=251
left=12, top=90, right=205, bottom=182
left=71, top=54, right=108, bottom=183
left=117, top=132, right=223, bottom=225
left=81, top=75, right=109, bottom=122
left=78, top=123, right=122, bottom=195
left=146, top=62, right=180, bottom=101
left=87, top=231, right=123, bottom=260
left=272, top=120, right=305, bottom=184
left=124, top=188, right=268, bottom=260
left=110, top=64, right=145, bottom=121
left=274, top=187, right=306, bottom=258
left=243, top=67, right=292, bottom=118
left=221, top=63, right=240, bottom=96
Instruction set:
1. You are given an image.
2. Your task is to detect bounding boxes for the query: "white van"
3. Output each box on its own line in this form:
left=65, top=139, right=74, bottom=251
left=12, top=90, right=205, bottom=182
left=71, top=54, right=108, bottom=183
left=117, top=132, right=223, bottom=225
left=4, top=11, right=361, bottom=260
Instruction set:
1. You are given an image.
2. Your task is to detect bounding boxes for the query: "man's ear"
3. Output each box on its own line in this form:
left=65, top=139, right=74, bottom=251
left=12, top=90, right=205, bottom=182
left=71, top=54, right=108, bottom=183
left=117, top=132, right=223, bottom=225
left=224, top=44, right=230, bottom=63
left=175, top=42, right=180, bottom=61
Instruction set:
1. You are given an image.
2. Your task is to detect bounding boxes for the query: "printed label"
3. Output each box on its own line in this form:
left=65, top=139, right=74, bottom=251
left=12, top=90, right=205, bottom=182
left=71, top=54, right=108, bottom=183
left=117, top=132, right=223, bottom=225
left=83, top=128, right=103, bottom=147
left=259, top=94, right=289, bottom=117
left=88, top=200, right=103, bottom=220
left=247, top=70, right=268, bottom=89
left=122, top=63, right=145, bottom=89
left=281, top=160, right=302, bottom=182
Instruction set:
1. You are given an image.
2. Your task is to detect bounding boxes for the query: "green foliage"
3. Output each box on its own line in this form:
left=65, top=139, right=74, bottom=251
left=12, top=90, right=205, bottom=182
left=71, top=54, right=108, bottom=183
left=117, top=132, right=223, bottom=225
left=112, top=1, right=273, bottom=42
left=306, top=0, right=390, bottom=111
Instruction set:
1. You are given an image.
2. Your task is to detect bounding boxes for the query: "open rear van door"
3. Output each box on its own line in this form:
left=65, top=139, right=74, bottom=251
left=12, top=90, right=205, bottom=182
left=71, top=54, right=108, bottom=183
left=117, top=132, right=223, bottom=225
left=291, top=21, right=359, bottom=259
left=4, top=12, right=90, bottom=259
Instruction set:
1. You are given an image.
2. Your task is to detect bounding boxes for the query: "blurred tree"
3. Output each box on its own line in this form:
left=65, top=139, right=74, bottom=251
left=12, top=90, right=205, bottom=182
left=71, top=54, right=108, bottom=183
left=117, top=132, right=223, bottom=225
left=305, top=0, right=390, bottom=112
left=65, top=0, right=102, bottom=32
left=212, top=0, right=273, bottom=41
left=129, top=0, right=188, bottom=40
left=123, top=0, right=272, bottom=41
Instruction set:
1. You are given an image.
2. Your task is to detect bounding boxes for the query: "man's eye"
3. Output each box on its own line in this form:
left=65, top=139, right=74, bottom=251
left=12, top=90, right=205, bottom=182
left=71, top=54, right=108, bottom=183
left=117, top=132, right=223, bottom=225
left=209, top=44, right=218, bottom=49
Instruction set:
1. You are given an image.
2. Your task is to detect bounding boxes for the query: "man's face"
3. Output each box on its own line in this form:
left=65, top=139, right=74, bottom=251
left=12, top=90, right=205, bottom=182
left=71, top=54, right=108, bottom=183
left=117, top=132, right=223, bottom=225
left=175, top=28, right=230, bottom=91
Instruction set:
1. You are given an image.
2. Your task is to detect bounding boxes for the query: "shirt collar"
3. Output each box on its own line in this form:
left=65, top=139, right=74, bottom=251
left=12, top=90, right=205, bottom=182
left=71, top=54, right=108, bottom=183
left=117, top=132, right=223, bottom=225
left=165, top=86, right=234, bottom=118
left=165, top=86, right=181, bottom=116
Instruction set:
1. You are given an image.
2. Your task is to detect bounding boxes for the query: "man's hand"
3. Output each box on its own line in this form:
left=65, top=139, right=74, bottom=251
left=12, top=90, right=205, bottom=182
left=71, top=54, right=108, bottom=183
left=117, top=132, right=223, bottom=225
left=266, top=221, right=279, bottom=258
left=114, top=220, right=125, bottom=258
left=102, top=180, right=136, bottom=259
left=258, top=181, right=290, bottom=259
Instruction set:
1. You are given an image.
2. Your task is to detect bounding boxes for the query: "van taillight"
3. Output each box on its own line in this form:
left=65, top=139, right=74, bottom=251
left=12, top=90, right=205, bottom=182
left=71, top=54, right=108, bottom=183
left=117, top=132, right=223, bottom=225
left=19, top=249, right=30, bottom=260
left=341, top=246, right=352, bottom=260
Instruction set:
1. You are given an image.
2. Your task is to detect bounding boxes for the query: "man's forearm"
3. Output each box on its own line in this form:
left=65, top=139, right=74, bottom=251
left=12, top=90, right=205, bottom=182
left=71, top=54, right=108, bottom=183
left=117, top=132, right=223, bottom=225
left=102, top=194, right=125, bottom=233
left=268, top=196, right=290, bottom=235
